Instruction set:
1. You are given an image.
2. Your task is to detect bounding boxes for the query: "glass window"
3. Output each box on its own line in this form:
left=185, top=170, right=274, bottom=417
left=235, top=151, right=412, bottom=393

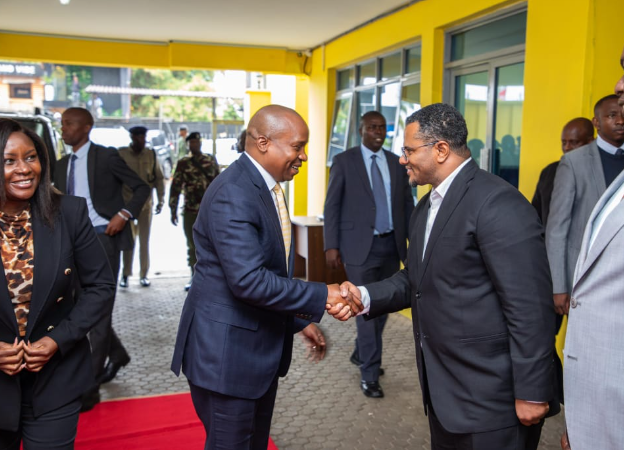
left=327, top=94, right=353, bottom=165
left=348, top=88, right=376, bottom=148
left=492, top=62, right=524, bottom=187
left=380, top=53, right=401, bottom=81
left=391, top=83, right=421, bottom=156
left=454, top=71, right=489, bottom=168
left=380, top=83, right=400, bottom=149
left=358, top=61, right=377, bottom=86
left=405, top=46, right=422, bottom=74
left=337, top=68, right=354, bottom=90
left=451, top=11, right=527, bottom=61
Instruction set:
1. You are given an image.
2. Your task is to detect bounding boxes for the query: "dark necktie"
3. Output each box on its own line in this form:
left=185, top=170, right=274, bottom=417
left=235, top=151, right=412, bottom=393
left=616, top=148, right=624, bottom=157
left=371, top=154, right=390, bottom=234
left=67, top=154, right=78, bottom=195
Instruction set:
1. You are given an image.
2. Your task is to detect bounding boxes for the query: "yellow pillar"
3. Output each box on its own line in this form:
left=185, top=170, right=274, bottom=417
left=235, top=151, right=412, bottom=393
left=307, top=49, right=333, bottom=216
left=293, top=76, right=310, bottom=216
left=244, top=90, right=272, bottom=126
left=520, top=0, right=623, bottom=198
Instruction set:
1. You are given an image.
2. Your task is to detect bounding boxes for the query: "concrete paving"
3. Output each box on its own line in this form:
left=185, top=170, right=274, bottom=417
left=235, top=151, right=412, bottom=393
left=99, top=207, right=566, bottom=448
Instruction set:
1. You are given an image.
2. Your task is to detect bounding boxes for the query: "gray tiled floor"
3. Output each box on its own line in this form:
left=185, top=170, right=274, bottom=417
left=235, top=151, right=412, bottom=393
left=102, top=274, right=566, bottom=449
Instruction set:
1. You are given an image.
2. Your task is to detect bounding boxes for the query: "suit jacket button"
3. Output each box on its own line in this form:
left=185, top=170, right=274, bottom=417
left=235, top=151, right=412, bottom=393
left=47, top=325, right=54, bottom=331
left=64, top=268, right=72, bottom=275
left=570, top=297, right=578, bottom=308
left=415, top=291, right=422, bottom=299
left=57, top=297, right=63, bottom=303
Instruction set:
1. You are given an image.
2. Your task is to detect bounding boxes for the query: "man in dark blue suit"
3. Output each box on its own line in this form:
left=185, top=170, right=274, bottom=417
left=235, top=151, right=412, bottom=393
left=171, top=105, right=360, bottom=449
left=324, top=111, right=413, bottom=398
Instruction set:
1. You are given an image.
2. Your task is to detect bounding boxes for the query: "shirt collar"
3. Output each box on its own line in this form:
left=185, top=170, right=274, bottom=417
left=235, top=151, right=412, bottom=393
left=244, top=151, right=277, bottom=191
left=72, top=141, right=92, bottom=159
left=596, top=135, right=622, bottom=155
left=432, top=157, right=472, bottom=200
left=360, top=144, right=386, bottom=161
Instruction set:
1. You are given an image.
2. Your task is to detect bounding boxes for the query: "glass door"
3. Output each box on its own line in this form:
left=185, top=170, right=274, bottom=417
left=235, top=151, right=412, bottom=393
left=492, top=62, right=524, bottom=187
left=453, top=69, right=490, bottom=169
left=449, top=56, right=524, bottom=187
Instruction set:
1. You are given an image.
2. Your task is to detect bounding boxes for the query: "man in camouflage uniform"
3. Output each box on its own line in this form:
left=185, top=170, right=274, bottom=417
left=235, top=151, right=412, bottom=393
left=169, top=131, right=220, bottom=290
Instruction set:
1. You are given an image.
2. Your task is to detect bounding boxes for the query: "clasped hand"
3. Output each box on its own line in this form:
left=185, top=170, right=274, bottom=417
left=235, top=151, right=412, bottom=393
left=0, top=337, right=59, bottom=376
left=325, top=282, right=363, bottom=321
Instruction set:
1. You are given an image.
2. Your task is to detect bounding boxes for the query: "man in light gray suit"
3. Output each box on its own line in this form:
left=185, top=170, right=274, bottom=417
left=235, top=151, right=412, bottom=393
left=561, top=45, right=624, bottom=450
left=546, top=94, right=624, bottom=316
left=324, top=111, right=414, bottom=398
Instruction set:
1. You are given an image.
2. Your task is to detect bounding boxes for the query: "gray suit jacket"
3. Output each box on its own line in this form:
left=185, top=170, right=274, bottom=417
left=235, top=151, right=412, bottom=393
left=564, top=169, right=624, bottom=450
left=323, top=147, right=414, bottom=266
left=545, top=141, right=606, bottom=294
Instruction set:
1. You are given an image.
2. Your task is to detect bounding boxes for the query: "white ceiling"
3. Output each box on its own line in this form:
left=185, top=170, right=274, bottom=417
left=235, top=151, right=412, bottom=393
left=0, top=0, right=414, bottom=50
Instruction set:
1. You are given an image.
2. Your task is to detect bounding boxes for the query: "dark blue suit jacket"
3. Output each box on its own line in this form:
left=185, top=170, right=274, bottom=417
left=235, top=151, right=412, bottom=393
left=171, top=153, right=328, bottom=399
left=324, top=147, right=414, bottom=265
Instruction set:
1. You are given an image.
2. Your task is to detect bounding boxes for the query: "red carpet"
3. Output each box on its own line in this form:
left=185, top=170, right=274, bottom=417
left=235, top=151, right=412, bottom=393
left=75, top=393, right=279, bottom=450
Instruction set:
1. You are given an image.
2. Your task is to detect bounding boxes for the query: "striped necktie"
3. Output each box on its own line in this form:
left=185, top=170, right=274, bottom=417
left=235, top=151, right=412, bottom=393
left=272, top=183, right=291, bottom=268
left=67, top=154, right=78, bottom=195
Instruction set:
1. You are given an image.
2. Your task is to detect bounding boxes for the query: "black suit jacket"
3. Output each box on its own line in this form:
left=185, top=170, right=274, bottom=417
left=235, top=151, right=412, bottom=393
left=324, top=147, right=414, bottom=265
left=366, top=160, right=558, bottom=433
left=53, top=143, right=150, bottom=250
left=531, top=160, right=559, bottom=226
left=0, top=196, right=115, bottom=431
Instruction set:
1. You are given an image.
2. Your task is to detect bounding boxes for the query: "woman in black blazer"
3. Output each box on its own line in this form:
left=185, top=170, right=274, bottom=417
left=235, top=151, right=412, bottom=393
left=0, top=118, right=115, bottom=449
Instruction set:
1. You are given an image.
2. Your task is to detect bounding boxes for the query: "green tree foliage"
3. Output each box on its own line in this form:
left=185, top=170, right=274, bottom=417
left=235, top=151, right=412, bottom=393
left=131, top=69, right=222, bottom=122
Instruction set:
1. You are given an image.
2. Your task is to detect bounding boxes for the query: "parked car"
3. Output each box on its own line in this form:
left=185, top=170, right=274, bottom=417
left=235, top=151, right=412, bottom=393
left=146, top=129, right=174, bottom=179
left=89, top=126, right=131, bottom=149
left=0, top=112, right=64, bottom=179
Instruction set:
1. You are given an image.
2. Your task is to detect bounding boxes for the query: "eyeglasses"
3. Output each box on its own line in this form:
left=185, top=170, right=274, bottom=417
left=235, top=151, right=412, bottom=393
left=400, top=141, right=439, bottom=159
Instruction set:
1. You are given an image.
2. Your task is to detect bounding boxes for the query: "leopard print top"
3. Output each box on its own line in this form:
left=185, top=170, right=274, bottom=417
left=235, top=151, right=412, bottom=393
left=0, top=206, right=34, bottom=337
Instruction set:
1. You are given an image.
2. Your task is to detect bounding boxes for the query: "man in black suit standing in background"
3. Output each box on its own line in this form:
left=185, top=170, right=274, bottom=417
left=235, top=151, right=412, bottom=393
left=55, top=107, right=150, bottom=410
left=344, top=103, right=558, bottom=449
left=324, top=111, right=413, bottom=398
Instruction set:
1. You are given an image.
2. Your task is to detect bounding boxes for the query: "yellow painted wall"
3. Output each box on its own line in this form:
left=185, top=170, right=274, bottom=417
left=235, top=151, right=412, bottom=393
left=0, top=32, right=306, bottom=74
left=519, top=0, right=623, bottom=197
left=293, top=76, right=310, bottom=216
left=306, top=0, right=624, bottom=212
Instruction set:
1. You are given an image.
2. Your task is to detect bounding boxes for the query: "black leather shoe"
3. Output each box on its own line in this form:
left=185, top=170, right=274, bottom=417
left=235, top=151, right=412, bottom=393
left=99, top=357, right=130, bottom=384
left=119, top=276, right=128, bottom=288
left=140, top=277, right=151, bottom=287
left=80, top=389, right=100, bottom=412
left=360, top=380, right=384, bottom=398
left=350, top=352, right=385, bottom=376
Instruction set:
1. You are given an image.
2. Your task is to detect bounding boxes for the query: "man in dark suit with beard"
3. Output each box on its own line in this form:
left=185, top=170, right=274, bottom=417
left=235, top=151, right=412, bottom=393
left=54, top=107, right=149, bottom=410
left=343, top=103, right=558, bottom=449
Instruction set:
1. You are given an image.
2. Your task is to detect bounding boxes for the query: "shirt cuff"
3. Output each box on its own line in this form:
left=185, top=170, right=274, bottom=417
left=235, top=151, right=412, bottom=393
left=121, top=208, right=133, bottom=220
left=357, top=285, right=371, bottom=315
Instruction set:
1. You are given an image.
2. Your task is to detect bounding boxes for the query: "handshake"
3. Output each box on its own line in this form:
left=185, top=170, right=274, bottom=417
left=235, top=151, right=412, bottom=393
left=324, top=282, right=363, bottom=321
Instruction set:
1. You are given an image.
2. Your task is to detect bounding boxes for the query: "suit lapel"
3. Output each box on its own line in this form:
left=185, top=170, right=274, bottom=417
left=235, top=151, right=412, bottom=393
left=418, top=161, right=476, bottom=284
left=576, top=197, right=624, bottom=284
left=25, top=214, right=61, bottom=339
left=588, top=141, right=607, bottom=194
left=238, top=154, right=287, bottom=273
left=0, top=270, right=19, bottom=335
left=351, top=149, right=375, bottom=202
left=87, top=144, right=97, bottom=199
left=56, top=156, right=69, bottom=193
left=414, top=193, right=429, bottom=282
